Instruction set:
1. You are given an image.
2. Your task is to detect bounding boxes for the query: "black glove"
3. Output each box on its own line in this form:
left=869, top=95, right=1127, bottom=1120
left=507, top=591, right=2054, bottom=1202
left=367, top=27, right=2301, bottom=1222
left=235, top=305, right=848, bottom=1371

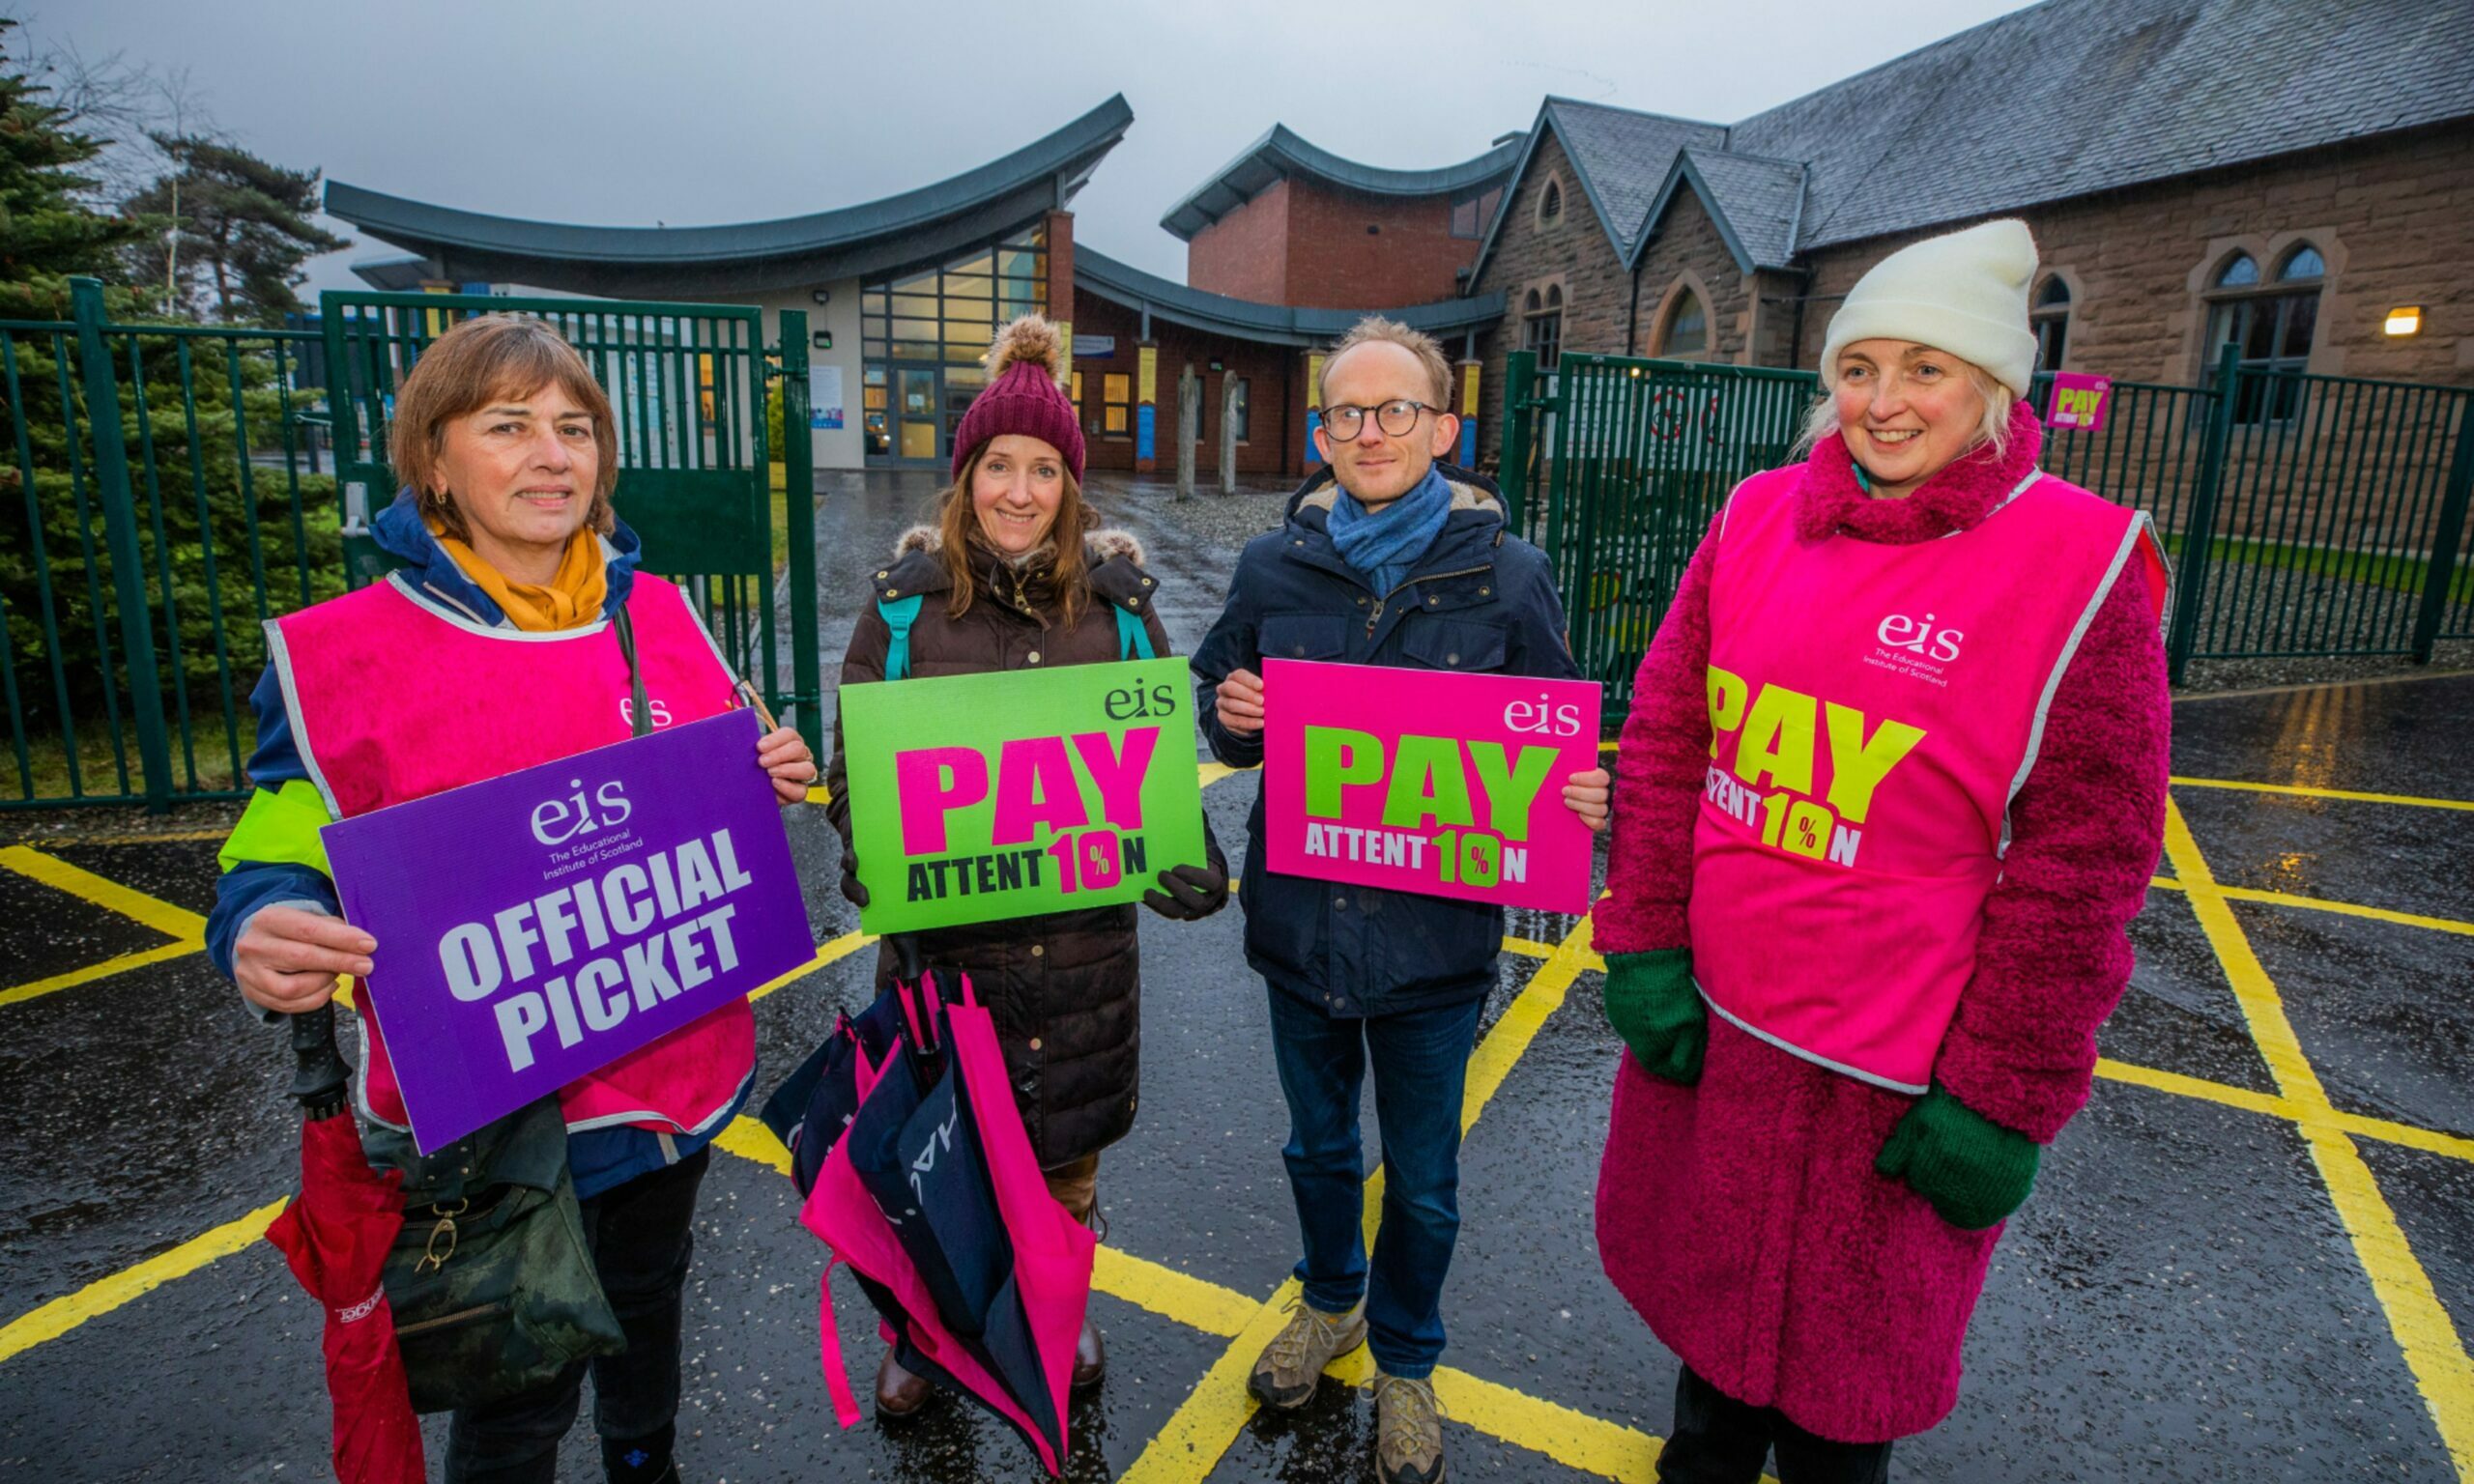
left=839, top=853, right=869, bottom=908
left=1143, top=862, right=1229, bottom=920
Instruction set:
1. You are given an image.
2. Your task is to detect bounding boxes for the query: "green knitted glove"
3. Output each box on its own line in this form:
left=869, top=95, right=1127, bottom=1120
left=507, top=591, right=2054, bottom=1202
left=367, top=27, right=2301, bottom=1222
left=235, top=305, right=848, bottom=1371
left=1875, top=1083, right=2041, bottom=1230
left=1601, top=949, right=1705, bottom=1085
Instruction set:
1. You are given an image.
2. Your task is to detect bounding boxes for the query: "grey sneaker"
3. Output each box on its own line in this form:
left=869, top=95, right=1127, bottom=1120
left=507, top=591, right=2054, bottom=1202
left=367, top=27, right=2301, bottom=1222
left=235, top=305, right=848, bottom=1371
left=1370, top=1370, right=1446, bottom=1484
left=1247, top=1296, right=1368, bottom=1408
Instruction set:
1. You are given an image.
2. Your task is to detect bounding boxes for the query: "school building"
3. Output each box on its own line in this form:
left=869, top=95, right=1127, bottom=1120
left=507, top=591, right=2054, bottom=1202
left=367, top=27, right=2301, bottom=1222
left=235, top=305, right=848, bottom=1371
left=324, top=0, right=2474, bottom=481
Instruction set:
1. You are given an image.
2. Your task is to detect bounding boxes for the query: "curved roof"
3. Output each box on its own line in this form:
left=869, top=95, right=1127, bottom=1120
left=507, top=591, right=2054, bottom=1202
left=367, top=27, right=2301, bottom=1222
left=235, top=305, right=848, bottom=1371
left=1161, top=125, right=1523, bottom=242
left=1074, top=245, right=1503, bottom=348
left=325, top=95, right=1132, bottom=299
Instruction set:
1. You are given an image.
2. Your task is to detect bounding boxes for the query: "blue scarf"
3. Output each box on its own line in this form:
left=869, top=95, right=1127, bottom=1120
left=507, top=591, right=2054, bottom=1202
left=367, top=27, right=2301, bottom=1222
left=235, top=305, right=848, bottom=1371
left=1326, top=465, right=1453, bottom=598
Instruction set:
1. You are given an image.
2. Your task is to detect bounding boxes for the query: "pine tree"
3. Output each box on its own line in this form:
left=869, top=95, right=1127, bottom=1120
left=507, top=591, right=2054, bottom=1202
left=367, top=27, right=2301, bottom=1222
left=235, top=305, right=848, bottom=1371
left=121, top=134, right=343, bottom=326
left=0, top=19, right=140, bottom=316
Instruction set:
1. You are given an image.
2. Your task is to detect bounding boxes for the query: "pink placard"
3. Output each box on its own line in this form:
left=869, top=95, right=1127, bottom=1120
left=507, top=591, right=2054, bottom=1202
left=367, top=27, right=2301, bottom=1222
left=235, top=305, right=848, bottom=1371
left=2045, top=372, right=2112, bottom=432
left=1260, top=659, right=1602, bottom=914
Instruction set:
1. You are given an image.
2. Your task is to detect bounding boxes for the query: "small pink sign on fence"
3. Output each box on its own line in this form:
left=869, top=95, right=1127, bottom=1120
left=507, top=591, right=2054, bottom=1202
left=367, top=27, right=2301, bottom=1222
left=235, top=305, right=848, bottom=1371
left=1260, top=659, right=1603, bottom=914
left=2046, top=372, right=2112, bottom=432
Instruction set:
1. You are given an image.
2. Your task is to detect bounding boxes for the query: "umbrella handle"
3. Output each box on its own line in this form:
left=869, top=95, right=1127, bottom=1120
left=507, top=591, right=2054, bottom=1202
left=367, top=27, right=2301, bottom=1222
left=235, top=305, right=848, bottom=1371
left=287, top=1004, right=351, bottom=1121
left=892, top=933, right=924, bottom=985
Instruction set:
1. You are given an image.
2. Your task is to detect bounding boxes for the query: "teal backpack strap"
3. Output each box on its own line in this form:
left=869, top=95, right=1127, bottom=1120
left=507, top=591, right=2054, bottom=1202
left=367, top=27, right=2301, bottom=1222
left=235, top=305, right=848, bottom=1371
left=879, top=594, right=925, bottom=680
left=1115, top=603, right=1155, bottom=662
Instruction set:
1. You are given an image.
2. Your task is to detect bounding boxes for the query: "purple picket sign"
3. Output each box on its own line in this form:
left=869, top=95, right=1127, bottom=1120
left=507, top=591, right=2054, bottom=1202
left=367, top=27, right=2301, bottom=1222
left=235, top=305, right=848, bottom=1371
left=322, top=710, right=814, bottom=1153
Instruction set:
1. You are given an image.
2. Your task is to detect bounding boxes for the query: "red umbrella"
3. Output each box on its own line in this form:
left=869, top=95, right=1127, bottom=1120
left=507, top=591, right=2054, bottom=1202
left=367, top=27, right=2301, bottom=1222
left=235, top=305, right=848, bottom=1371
left=264, top=1005, right=427, bottom=1484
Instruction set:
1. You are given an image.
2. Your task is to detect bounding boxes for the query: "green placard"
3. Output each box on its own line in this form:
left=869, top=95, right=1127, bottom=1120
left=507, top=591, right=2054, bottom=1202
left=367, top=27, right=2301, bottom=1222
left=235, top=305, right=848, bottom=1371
left=841, top=657, right=1206, bottom=933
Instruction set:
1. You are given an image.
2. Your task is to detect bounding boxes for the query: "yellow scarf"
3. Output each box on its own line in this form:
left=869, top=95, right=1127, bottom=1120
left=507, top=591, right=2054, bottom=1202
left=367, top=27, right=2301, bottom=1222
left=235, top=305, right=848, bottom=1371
left=423, top=513, right=609, bottom=633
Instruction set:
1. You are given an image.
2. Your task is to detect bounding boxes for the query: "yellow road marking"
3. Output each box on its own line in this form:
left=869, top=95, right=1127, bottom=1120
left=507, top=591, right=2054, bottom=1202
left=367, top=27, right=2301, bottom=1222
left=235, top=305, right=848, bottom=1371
left=0, top=1199, right=285, bottom=1366
left=0, top=940, right=201, bottom=1009
left=0, top=845, right=206, bottom=940
left=0, top=826, right=233, bottom=845
left=745, top=929, right=876, bottom=1006
left=1198, top=759, right=1250, bottom=790
left=2170, top=776, right=2474, bottom=813
left=2165, top=800, right=2474, bottom=1476
left=2147, top=876, right=2474, bottom=938
left=2096, top=1059, right=2474, bottom=1165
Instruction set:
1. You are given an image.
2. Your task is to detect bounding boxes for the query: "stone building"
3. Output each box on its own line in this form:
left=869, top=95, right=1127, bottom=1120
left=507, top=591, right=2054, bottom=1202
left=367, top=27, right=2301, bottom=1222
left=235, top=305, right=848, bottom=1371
left=1467, top=0, right=2474, bottom=459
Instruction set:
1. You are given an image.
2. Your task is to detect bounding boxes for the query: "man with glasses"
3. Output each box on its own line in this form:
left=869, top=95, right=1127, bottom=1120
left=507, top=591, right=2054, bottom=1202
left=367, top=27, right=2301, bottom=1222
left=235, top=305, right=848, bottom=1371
left=1192, top=318, right=1610, bottom=1484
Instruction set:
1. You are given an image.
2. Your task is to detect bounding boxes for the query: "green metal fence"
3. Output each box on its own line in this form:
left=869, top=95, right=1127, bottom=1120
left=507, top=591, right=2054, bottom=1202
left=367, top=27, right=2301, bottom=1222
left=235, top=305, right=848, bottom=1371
left=0, top=277, right=820, bottom=812
left=1501, top=346, right=2474, bottom=708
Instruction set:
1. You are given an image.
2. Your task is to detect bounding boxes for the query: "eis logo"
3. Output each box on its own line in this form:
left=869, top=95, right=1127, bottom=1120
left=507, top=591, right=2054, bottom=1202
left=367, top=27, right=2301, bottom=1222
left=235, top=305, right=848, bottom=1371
left=1868, top=612, right=1963, bottom=686
left=532, top=777, right=634, bottom=846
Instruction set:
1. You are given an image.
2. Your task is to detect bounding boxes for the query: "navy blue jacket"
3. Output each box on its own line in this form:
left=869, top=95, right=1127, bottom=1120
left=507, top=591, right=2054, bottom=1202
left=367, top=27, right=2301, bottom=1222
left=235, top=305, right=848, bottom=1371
left=1190, top=463, right=1581, bottom=1017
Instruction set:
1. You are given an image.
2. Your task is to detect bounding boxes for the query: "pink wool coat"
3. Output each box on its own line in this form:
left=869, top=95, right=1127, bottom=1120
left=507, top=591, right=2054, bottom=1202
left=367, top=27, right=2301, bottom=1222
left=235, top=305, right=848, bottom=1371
left=1594, top=405, right=2171, bottom=1443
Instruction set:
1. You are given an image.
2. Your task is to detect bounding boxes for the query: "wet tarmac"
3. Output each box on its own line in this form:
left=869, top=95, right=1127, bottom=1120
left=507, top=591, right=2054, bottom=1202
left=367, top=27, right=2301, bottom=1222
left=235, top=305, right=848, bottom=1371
left=1, top=474, right=2468, bottom=1481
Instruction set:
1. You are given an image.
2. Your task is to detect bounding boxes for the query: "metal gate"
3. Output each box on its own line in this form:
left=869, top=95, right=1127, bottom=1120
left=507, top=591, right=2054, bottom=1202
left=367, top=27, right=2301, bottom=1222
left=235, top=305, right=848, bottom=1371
left=1500, top=348, right=2474, bottom=709
left=319, top=290, right=820, bottom=756
left=0, top=279, right=820, bottom=811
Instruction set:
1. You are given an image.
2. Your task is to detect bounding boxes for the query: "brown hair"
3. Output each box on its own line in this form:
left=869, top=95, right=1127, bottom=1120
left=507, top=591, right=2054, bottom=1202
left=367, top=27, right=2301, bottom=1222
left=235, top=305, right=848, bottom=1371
left=388, top=314, right=620, bottom=540
left=935, top=443, right=1097, bottom=628
left=1318, top=316, right=1454, bottom=408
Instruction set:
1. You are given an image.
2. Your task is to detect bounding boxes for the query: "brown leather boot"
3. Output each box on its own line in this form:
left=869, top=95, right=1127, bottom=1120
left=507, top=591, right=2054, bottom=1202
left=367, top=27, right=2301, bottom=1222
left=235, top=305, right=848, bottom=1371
left=876, top=1347, right=935, bottom=1417
left=1070, top=1317, right=1106, bottom=1392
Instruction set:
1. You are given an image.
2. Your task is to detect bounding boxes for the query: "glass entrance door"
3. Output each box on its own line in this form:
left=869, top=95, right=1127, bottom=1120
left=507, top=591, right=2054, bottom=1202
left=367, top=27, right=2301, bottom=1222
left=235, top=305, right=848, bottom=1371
left=894, top=368, right=940, bottom=463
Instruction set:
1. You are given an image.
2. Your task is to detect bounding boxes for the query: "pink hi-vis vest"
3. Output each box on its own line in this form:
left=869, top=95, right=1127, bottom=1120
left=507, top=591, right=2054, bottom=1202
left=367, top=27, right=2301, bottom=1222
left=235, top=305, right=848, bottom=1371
left=268, top=571, right=757, bottom=1136
left=1688, top=464, right=2167, bottom=1094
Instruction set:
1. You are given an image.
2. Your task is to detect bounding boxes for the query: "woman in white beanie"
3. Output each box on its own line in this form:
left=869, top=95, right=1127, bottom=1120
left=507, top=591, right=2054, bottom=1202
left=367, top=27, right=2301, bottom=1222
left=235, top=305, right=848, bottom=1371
left=1590, top=218, right=2173, bottom=1480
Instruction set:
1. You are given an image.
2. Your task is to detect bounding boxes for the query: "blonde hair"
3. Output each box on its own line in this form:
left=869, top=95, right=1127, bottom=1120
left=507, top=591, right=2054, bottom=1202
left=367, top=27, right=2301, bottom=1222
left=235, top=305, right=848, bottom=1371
left=1318, top=316, right=1454, bottom=409
left=1796, top=357, right=2017, bottom=467
left=935, top=443, right=1098, bottom=629
left=388, top=314, right=619, bottom=539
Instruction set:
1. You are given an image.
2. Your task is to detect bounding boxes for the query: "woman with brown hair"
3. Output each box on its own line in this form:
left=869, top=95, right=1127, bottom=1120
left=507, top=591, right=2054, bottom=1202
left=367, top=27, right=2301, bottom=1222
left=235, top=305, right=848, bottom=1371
left=208, top=314, right=816, bottom=1484
left=824, top=315, right=1228, bottom=1415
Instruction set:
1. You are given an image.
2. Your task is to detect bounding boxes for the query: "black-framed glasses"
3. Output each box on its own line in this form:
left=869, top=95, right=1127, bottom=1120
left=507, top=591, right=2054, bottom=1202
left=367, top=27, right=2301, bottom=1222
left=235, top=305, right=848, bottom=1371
left=1318, top=399, right=1434, bottom=441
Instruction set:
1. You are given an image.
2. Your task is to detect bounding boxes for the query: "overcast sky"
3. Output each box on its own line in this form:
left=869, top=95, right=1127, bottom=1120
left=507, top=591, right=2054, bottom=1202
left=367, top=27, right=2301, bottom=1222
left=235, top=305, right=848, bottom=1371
left=42, top=0, right=2036, bottom=297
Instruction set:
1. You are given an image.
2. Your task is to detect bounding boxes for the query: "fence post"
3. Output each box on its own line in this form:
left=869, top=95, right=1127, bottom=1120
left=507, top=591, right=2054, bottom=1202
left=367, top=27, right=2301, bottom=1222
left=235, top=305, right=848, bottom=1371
left=1502, top=350, right=1536, bottom=533
left=70, top=277, right=175, bottom=811
left=2411, top=388, right=2474, bottom=664
left=775, top=311, right=823, bottom=759
left=2168, top=342, right=2241, bottom=686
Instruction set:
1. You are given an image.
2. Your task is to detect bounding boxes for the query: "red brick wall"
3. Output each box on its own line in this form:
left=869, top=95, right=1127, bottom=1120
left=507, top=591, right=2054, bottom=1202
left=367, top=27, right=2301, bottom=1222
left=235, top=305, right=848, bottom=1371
left=1188, top=181, right=1292, bottom=303
left=1279, top=178, right=1481, bottom=309
left=1069, top=295, right=1302, bottom=479
left=1189, top=175, right=1484, bottom=310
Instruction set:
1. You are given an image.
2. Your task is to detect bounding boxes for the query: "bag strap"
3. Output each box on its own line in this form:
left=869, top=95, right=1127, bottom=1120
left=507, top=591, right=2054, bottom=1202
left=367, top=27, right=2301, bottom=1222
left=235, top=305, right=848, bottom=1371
left=1115, top=603, right=1154, bottom=662
left=614, top=607, right=652, bottom=739
left=816, top=1262, right=864, bottom=1430
left=879, top=594, right=926, bottom=681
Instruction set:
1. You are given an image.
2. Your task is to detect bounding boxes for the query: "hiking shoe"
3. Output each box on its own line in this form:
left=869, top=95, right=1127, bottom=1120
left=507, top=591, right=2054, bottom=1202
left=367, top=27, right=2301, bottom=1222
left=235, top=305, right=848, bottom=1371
left=1370, top=1370, right=1446, bottom=1484
left=1247, top=1296, right=1368, bottom=1408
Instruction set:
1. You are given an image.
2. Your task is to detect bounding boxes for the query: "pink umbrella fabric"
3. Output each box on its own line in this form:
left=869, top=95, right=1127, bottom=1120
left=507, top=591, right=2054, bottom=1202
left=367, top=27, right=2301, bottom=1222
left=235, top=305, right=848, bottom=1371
left=266, top=1108, right=427, bottom=1484
left=800, top=973, right=1096, bottom=1475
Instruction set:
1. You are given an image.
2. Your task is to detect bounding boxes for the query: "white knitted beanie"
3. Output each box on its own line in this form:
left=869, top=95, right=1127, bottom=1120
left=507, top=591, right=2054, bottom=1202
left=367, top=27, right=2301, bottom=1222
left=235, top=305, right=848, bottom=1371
left=1819, top=218, right=2040, bottom=396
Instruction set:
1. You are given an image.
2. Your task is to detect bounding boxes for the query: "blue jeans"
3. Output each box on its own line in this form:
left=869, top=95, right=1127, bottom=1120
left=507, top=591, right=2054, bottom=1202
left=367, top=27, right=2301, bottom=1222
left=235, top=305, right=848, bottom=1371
left=1265, top=984, right=1484, bottom=1379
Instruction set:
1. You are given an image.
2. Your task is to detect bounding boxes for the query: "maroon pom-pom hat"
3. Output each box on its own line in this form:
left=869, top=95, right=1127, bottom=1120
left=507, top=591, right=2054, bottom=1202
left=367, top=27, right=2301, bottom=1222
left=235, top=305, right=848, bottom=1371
left=950, top=316, right=1085, bottom=483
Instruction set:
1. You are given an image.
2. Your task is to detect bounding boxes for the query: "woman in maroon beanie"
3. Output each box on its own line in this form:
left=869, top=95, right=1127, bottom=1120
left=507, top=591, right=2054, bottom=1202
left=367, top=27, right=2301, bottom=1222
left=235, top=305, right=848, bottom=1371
left=823, top=315, right=1227, bottom=1417
left=1593, top=219, right=2172, bottom=1481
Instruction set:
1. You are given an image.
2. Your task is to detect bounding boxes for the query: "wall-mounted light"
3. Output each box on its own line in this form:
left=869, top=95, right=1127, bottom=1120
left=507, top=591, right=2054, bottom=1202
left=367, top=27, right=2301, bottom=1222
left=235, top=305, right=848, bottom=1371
left=810, top=288, right=832, bottom=306
left=812, top=330, right=834, bottom=350
left=2384, top=305, right=2422, bottom=337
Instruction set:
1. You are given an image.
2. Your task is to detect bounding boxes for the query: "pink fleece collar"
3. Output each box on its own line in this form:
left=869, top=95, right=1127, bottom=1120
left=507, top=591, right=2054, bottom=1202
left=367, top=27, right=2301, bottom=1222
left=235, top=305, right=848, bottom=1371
left=1796, top=401, right=2045, bottom=546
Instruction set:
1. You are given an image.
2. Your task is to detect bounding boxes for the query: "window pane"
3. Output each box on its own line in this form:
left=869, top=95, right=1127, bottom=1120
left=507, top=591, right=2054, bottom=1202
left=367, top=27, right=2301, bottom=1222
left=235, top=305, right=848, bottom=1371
left=2242, top=300, right=2281, bottom=360
left=1666, top=292, right=1708, bottom=356
left=2215, top=253, right=2259, bottom=288
left=2278, top=291, right=2318, bottom=359
left=1105, top=374, right=1131, bottom=403
left=2279, top=245, right=2324, bottom=281
left=2036, top=276, right=2071, bottom=307
left=1105, top=406, right=1129, bottom=434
